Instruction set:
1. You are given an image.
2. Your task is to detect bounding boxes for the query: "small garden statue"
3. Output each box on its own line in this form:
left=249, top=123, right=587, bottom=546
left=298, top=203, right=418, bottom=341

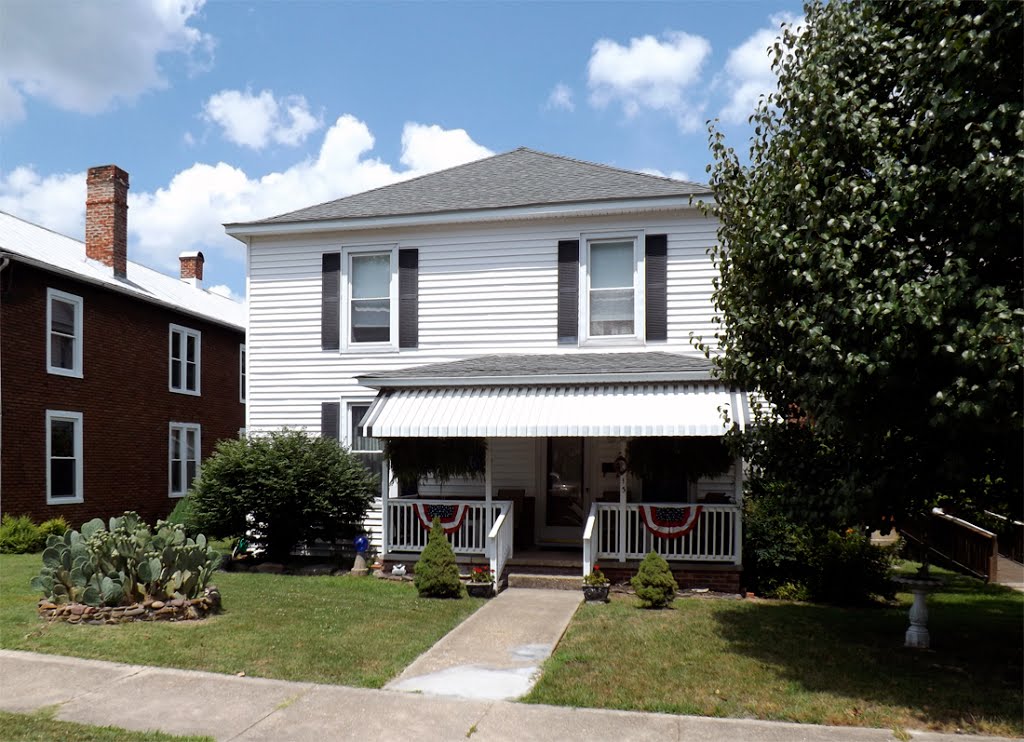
left=351, top=534, right=370, bottom=577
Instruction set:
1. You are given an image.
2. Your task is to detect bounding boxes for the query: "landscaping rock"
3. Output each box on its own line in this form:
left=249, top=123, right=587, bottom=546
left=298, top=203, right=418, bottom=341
left=150, top=601, right=165, bottom=610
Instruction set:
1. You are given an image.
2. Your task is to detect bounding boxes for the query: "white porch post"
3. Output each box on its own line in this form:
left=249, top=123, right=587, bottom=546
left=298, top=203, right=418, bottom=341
left=618, top=440, right=627, bottom=562
left=733, top=454, right=743, bottom=566
left=381, top=459, right=395, bottom=557
left=484, top=442, right=494, bottom=543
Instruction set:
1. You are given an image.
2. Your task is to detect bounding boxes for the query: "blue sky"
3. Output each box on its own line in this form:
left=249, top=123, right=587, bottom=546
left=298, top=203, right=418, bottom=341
left=0, top=1, right=802, bottom=301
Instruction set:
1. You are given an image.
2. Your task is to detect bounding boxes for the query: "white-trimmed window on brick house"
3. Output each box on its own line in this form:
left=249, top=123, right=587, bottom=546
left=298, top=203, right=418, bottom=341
left=343, top=246, right=398, bottom=350
left=239, top=344, right=246, bottom=403
left=46, top=410, right=83, bottom=504
left=47, top=288, right=83, bottom=377
left=169, top=422, right=201, bottom=498
left=581, top=234, right=645, bottom=343
left=169, top=324, right=201, bottom=395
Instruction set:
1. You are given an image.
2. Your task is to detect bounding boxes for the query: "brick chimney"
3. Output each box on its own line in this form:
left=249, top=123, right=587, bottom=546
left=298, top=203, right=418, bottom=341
left=179, top=251, right=205, bottom=288
left=85, top=165, right=129, bottom=278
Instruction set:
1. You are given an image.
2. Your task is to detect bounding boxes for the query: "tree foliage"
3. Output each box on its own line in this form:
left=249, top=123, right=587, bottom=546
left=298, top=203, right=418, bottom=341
left=703, top=0, right=1023, bottom=528
left=413, top=518, right=463, bottom=598
left=190, top=430, right=378, bottom=561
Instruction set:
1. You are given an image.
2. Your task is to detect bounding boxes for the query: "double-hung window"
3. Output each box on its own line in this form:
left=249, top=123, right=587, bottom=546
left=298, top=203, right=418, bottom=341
left=47, top=289, right=83, bottom=377
left=46, top=410, right=83, bottom=504
left=344, top=247, right=398, bottom=350
left=347, top=401, right=384, bottom=471
left=169, top=422, right=201, bottom=497
left=583, top=235, right=644, bottom=342
left=169, top=324, right=201, bottom=394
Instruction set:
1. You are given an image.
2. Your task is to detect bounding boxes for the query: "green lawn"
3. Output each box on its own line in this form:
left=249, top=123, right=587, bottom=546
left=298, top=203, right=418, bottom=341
left=525, top=566, right=1023, bottom=737
left=0, top=709, right=212, bottom=742
left=0, top=553, right=482, bottom=688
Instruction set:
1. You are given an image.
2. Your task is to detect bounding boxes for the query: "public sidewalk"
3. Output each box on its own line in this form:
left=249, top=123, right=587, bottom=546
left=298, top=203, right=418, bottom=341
left=0, top=650, right=1015, bottom=742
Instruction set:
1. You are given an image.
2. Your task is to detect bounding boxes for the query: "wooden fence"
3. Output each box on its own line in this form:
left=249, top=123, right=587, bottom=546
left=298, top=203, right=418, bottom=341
left=901, top=508, right=999, bottom=582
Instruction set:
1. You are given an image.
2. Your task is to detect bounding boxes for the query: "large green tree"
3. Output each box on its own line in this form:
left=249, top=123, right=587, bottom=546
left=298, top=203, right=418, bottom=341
left=703, top=0, right=1022, bottom=528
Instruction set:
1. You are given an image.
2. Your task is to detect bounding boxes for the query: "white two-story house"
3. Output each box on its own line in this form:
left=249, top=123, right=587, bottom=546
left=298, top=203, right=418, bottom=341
left=226, top=148, right=749, bottom=591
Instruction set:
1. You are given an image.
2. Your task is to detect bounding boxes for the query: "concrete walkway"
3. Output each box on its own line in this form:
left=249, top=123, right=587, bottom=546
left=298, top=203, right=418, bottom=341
left=387, top=587, right=582, bottom=700
left=1, top=650, right=1014, bottom=742
left=996, top=556, right=1024, bottom=592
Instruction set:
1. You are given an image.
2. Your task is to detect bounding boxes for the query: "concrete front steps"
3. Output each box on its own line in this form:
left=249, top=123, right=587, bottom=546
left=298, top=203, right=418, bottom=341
left=506, top=573, right=581, bottom=591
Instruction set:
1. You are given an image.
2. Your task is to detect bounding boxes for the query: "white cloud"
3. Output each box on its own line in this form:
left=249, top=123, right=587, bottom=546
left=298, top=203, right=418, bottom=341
left=587, top=31, right=711, bottom=132
left=207, top=284, right=237, bottom=300
left=0, top=0, right=213, bottom=124
left=202, top=89, right=322, bottom=150
left=719, top=13, right=802, bottom=124
left=546, top=83, right=575, bottom=112
left=398, top=123, right=492, bottom=172
left=0, top=116, right=492, bottom=288
left=640, top=167, right=691, bottom=182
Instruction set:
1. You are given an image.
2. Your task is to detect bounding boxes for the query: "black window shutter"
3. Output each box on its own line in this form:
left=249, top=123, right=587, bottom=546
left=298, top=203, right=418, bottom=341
left=398, top=249, right=418, bottom=349
left=321, top=253, right=341, bottom=350
left=321, top=402, right=340, bottom=441
left=645, top=234, right=668, bottom=342
left=557, top=240, right=579, bottom=345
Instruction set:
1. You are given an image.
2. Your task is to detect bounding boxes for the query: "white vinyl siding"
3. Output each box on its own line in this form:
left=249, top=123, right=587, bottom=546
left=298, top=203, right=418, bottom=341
left=246, top=211, right=718, bottom=434
left=169, top=325, right=201, bottom=395
left=46, top=288, right=83, bottom=377
left=46, top=410, right=84, bottom=504
left=169, top=422, right=201, bottom=498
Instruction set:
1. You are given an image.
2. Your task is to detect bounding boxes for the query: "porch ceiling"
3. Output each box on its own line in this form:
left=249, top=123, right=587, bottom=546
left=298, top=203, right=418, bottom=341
left=362, top=382, right=749, bottom=438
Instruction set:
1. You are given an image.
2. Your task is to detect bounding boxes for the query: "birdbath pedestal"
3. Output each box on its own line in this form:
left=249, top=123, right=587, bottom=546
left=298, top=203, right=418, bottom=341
left=892, top=570, right=943, bottom=649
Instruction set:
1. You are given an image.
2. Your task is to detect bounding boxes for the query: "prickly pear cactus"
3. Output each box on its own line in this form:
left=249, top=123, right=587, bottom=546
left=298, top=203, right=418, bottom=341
left=31, top=512, right=220, bottom=607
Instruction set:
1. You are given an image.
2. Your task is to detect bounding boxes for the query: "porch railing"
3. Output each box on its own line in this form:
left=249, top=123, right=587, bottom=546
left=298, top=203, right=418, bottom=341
left=487, top=503, right=514, bottom=584
left=592, top=502, right=741, bottom=568
left=582, top=502, right=600, bottom=577
left=386, top=499, right=511, bottom=556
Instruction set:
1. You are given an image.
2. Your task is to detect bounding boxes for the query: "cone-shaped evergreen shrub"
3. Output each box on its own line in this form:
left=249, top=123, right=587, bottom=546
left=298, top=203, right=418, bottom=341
left=414, top=518, right=463, bottom=598
left=631, top=551, right=678, bottom=608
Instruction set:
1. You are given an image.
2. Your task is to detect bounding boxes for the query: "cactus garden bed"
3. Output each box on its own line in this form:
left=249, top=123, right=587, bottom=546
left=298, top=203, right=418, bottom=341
left=37, top=586, right=221, bottom=624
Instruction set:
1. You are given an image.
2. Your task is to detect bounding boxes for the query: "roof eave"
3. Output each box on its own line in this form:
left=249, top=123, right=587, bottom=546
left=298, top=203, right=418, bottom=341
left=225, top=194, right=716, bottom=242
left=1, top=251, right=246, bottom=332
left=357, top=370, right=716, bottom=389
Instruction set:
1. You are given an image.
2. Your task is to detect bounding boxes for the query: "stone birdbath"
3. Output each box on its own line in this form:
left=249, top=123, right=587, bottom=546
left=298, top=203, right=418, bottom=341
left=892, top=564, right=943, bottom=649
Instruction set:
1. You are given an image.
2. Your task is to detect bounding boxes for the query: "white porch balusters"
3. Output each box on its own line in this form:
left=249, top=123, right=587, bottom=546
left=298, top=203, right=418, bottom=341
left=381, top=459, right=395, bottom=556
left=733, top=454, right=743, bottom=566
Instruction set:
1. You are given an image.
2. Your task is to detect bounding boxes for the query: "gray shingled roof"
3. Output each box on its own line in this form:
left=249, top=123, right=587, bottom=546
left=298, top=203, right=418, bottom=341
left=359, top=352, right=715, bottom=384
left=257, top=148, right=710, bottom=224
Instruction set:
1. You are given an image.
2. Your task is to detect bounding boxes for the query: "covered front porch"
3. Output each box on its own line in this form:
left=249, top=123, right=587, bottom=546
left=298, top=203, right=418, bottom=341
left=358, top=353, right=750, bottom=585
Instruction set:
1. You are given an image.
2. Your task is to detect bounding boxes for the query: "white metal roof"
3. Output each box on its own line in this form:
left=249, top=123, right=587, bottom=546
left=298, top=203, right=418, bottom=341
left=0, top=211, right=245, bottom=330
left=362, top=383, right=750, bottom=438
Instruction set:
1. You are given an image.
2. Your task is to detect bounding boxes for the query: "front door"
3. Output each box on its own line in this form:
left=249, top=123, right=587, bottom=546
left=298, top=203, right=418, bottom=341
left=539, top=438, right=588, bottom=544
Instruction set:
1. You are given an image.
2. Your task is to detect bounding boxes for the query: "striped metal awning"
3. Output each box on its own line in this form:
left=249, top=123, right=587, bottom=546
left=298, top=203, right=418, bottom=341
left=362, top=383, right=749, bottom=438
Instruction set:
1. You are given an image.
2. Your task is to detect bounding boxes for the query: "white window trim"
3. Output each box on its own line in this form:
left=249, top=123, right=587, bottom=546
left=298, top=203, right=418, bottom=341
left=168, top=422, right=202, bottom=498
left=345, top=398, right=382, bottom=453
left=239, top=343, right=246, bottom=404
left=168, top=324, right=202, bottom=396
left=46, top=410, right=84, bottom=505
left=579, top=231, right=646, bottom=346
left=340, top=244, right=399, bottom=353
left=46, top=288, right=84, bottom=378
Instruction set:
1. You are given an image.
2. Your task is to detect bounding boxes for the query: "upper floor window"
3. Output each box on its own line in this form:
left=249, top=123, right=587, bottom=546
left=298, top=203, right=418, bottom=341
left=239, top=344, right=246, bottom=403
left=343, top=247, right=398, bottom=350
left=583, top=236, right=644, bottom=343
left=169, top=324, right=201, bottom=395
left=169, top=422, right=201, bottom=498
left=47, top=289, right=83, bottom=377
left=46, top=410, right=83, bottom=504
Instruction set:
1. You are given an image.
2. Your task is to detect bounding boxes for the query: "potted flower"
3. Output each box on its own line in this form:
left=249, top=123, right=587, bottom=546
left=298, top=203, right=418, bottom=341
left=582, top=565, right=610, bottom=603
left=466, top=566, right=495, bottom=598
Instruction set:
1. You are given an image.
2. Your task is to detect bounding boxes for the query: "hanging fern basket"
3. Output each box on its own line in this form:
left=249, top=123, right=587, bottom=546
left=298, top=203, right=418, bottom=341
left=383, top=438, right=487, bottom=488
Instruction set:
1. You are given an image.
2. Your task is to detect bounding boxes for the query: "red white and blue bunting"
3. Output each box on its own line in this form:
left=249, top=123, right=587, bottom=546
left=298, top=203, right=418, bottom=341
left=414, top=503, right=469, bottom=534
left=638, top=505, right=703, bottom=539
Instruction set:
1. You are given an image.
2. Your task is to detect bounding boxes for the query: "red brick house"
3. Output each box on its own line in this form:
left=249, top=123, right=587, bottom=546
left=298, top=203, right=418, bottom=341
left=0, top=165, right=246, bottom=527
